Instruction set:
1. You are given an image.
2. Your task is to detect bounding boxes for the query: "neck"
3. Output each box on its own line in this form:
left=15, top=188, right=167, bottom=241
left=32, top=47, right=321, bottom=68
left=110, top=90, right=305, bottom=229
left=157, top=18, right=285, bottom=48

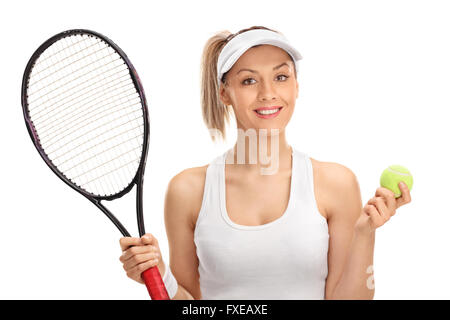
left=226, top=128, right=292, bottom=176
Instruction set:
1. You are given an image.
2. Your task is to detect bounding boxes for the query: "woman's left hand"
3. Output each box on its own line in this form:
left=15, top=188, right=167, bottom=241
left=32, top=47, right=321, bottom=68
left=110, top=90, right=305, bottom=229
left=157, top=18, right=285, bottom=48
left=355, top=182, right=412, bottom=235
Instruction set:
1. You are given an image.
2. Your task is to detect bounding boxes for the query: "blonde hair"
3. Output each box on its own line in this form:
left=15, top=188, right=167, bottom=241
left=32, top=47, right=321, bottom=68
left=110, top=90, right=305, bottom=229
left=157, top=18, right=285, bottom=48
left=200, top=26, right=282, bottom=142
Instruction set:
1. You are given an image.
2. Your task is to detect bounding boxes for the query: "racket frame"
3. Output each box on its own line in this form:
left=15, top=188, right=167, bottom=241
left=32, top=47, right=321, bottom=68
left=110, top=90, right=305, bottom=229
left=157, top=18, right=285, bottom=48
left=21, top=29, right=151, bottom=238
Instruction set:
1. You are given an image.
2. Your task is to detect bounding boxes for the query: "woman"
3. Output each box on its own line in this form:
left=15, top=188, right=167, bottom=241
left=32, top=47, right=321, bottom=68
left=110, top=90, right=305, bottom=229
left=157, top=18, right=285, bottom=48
left=119, top=26, right=412, bottom=300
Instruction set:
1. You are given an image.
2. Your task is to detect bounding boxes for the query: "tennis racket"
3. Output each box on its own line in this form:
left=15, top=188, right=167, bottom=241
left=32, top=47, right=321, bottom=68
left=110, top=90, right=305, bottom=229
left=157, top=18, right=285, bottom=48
left=21, top=29, right=169, bottom=300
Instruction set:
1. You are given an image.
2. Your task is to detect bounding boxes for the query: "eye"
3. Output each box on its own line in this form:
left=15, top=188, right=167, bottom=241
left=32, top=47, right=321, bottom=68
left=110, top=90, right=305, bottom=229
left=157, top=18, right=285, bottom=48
left=277, top=74, right=289, bottom=81
left=242, top=78, right=256, bottom=85
left=242, top=74, right=289, bottom=85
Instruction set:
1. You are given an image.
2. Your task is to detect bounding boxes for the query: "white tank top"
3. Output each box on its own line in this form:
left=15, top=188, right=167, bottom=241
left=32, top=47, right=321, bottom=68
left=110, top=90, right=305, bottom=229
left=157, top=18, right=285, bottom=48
left=193, top=148, right=329, bottom=299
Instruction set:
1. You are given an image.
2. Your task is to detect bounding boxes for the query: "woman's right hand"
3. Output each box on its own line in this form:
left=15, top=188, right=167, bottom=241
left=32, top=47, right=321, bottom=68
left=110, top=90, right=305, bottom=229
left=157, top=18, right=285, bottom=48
left=119, top=233, right=164, bottom=284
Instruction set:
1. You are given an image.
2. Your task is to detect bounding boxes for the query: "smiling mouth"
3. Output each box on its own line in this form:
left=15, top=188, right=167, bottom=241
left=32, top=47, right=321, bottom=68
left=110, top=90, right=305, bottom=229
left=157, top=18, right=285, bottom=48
left=254, top=108, right=282, bottom=115
left=252, top=106, right=283, bottom=119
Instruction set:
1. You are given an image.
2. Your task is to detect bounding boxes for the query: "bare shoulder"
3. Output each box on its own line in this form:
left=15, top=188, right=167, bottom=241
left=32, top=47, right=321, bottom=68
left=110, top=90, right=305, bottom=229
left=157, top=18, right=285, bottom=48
left=165, top=165, right=209, bottom=228
left=309, top=158, right=361, bottom=220
left=311, top=158, right=358, bottom=184
left=169, top=165, right=208, bottom=190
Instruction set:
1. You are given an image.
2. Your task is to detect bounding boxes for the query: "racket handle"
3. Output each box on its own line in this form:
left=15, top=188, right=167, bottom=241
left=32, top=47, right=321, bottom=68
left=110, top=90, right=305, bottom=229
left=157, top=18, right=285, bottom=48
left=141, top=266, right=170, bottom=300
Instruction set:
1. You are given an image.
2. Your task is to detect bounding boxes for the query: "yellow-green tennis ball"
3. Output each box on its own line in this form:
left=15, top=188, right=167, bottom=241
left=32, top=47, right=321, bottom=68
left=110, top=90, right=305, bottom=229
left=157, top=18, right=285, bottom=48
left=380, top=165, right=413, bottom=198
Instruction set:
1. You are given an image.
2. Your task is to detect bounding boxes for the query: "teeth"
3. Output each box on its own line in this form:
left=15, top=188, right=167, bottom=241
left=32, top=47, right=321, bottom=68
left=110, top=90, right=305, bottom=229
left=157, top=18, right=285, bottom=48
left=256, top=108, right=280, bottom=115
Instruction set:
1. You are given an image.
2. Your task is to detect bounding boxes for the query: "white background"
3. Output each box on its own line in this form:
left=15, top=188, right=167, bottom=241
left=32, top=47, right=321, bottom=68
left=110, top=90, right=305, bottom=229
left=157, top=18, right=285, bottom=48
left=1, top=0, right=449, bottom=299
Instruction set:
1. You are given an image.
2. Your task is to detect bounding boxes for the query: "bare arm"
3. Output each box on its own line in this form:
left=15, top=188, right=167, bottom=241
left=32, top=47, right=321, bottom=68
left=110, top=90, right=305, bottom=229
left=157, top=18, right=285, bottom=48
left=164, top=169, right=204, bottom=300
left=324, top=164, right=412, bottom=300
left=323, top=164, right=373, bottom=299
left=119, top=167, right=204, bottom=300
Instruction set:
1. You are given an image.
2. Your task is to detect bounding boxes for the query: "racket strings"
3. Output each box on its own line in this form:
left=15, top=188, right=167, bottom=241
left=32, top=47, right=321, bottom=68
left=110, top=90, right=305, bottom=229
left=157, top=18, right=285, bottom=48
left=61, top=38, right=140, bottom=196
left=29, top=39, right=105, bottom=83
left=48, top=114, right=143, bottom=174
left=84, top=157, right=142, bottom=187
left=32, top=67, right=131, bottom=130
left=45, top=108, right=142, bottom=157
left=65, top=36, right=143, bottom=196
left=52, top=123, right=143, bottom=164
left=61, top=36, right=142, bottom=195
left=32, top=36, right=91, bottom=67
left=37, top=85, right=137, bottom=144
left=41, top=93, right=140, bottom=147
left=62, top=132, right=143, bottom=173
left=28, top=55, right=121, bottom=108
left=26, top=34, right=145, bottom=197
left=71, top=144, right=143, bottom=181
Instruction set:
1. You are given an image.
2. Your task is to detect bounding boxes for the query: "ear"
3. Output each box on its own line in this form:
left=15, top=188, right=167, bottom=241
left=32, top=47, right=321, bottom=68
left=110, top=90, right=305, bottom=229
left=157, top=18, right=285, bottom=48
left=219, top=84, right=231, bottom=106
left=295, top=79, right=299, bottom=99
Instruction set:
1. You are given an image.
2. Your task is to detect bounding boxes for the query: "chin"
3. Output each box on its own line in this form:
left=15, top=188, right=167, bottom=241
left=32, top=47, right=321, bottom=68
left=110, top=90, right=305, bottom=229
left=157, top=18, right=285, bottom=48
left=252, top=125, right=286, bottom=136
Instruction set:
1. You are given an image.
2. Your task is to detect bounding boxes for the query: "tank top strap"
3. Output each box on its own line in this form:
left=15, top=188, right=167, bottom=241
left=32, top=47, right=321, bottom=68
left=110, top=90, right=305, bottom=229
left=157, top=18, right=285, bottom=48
left=291, top=148, right=308, bottom=197
left=291, top=148, right=328, bottom=225
left=194, top=151, right=227, bottom=238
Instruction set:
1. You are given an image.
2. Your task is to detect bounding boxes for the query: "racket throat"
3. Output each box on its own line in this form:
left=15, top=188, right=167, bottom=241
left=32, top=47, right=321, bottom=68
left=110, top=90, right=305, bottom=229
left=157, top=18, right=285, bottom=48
left=136, top=177, right=146, bottom=237
left=90, top=198, right=131, bottom=237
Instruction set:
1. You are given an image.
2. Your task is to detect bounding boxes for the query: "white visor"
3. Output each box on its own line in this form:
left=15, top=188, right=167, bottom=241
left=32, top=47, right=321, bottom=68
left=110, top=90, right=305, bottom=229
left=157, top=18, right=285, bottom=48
left=217, top=29, right=302, bottom=85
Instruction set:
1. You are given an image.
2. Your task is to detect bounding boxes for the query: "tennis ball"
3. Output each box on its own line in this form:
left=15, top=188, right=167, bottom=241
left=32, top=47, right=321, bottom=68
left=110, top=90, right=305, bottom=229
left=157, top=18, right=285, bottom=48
left=380, top=165, right=413, bottom=198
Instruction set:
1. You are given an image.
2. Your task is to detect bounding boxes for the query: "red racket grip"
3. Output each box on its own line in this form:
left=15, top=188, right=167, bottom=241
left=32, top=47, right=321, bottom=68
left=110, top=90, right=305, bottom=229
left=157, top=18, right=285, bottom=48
left=141, top=266, right=170, bottom=300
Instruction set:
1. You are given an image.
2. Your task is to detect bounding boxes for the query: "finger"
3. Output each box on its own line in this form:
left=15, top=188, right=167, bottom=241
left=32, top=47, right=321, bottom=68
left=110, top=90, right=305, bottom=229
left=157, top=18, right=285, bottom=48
left=375, top=187, right=397, bottom=211
left=368, top=196, right=391, bottom=220
left=119, top=237, right=142, bottom=251
left=127, top=259, right=160, bottom=281
left=396, top=182, right=412, bottom=207
left=123, top=252, right=160, bottom=271
left=374, top=196, right=392, bottom=221
left=120, top=245, right=157, bottom=262
left=141, top=233, right=157, bottom=245
left=364, top=204, right=384, bottom=229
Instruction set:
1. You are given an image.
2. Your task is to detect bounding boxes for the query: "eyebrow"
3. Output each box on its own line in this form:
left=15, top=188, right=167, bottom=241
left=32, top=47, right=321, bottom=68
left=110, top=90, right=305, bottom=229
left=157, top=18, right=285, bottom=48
left=236, top=62, right=290, bottom=75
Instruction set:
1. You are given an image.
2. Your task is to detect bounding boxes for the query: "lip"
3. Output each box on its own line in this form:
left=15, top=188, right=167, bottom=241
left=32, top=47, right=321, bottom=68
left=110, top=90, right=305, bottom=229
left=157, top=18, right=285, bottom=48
left=254, top=106, right=283, bottom=111
left=253, top=106, right=283, bottom=119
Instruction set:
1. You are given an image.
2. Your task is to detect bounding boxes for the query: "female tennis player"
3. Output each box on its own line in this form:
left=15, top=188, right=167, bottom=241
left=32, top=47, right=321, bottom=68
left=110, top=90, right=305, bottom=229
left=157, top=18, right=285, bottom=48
left=118, top=26, right=412, bottom=300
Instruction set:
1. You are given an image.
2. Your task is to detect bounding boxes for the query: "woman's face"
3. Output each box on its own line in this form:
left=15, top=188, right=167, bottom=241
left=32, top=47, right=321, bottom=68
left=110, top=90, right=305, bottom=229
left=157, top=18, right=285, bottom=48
left=220, top=44, right=299, bottom=134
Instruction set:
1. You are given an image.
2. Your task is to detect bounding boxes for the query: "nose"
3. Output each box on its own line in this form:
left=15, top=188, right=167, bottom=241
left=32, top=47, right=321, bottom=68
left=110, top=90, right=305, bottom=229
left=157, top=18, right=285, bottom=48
left=257, top=79, right=277, bottom=101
